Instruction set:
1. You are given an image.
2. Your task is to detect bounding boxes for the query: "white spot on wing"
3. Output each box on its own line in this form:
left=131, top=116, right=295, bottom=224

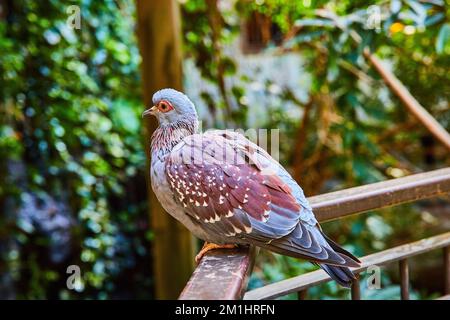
left=232, top=225, right=242, bottom=234
left=226, top=210, right=234, bottom=217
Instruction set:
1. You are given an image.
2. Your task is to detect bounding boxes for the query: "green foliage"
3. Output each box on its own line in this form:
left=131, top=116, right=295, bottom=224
left=1, top=0, right=448, bottom=300
left=180, top=0, right=449, bottom=299
left=0, top=0, right=150, bottom=299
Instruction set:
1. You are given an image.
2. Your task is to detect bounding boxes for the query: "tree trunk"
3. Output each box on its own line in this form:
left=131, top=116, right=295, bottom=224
left=136, top=0, right=195, bottom=299
left=205, top=0, right=232, bottom=120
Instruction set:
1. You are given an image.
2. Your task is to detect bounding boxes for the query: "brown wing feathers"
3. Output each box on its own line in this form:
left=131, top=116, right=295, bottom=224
left=166, top=160, right=279, bottom=223
left=166, top=133, right=360, bottom=268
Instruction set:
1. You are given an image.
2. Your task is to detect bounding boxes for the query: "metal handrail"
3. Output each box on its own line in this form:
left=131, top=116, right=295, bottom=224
left=244, top=232, right=450, bottom=300
left=179, top=167, right=450, bottom=300
left=310, top=167, right=450, bottom=222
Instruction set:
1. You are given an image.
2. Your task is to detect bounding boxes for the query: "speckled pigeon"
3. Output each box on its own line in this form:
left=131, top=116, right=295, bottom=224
left=143, top=88, right=361, bottom=287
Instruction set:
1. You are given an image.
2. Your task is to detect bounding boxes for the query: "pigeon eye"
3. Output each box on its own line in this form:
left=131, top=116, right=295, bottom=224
left=158, top=101, right=173, bottom=113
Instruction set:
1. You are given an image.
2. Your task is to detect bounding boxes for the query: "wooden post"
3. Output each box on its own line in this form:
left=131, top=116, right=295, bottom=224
left=136, top=0, right=195, bottom=299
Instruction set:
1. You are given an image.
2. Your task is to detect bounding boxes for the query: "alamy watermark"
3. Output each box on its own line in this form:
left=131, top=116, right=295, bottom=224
left=66, top=5, right=81, bottom=30
left=66, top=265, right=83, bottom=291
left=365, top=5, right=382, bottom=31
left=174, top=121, right=281, bottom=176
left=366, top=265, right=381, bottom=290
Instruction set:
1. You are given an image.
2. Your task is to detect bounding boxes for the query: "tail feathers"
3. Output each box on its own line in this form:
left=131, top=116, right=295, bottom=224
left=321, top=232, right=361, bottom=265
left=318, top=230, right=361, bottom=287
left=337, top=251, right=360, bottom=268
left=319, top=264, right=356, bottom=288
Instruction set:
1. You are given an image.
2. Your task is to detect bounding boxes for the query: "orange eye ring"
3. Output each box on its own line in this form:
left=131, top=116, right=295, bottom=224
left=157, top=100, right=174, bottom=113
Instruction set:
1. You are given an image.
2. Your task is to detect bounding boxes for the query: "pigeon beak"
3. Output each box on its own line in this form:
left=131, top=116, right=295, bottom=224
left=142, top=106, right=157, bottom=118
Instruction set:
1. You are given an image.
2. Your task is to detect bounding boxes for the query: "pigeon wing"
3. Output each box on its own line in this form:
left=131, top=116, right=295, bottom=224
left=165, top=130, right=359, bottom=267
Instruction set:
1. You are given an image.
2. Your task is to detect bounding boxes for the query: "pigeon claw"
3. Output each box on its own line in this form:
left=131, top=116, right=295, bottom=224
left=195, top=242, right=237, bottom=264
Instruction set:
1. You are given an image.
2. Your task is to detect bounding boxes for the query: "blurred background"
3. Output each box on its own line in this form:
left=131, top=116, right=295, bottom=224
left=0, top=0, right=449, bottom=300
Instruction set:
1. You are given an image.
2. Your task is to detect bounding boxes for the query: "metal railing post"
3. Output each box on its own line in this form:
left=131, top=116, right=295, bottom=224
left=351, top=276, right=361, bottom=300
left=399, top=259, right=410, bottom=300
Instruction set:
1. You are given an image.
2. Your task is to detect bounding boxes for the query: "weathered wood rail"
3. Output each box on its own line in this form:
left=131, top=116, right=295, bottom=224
left=179, top=167, right=450, bottom=300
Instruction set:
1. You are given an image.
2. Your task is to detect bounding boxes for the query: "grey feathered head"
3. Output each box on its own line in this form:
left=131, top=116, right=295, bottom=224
left=142, top=88, right=198, bottom=125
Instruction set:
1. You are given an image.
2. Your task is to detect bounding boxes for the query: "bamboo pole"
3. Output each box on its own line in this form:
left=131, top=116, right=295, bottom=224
left=136, top=0, right=195, bottom=299
left=363, top=48, right=450, bottom=151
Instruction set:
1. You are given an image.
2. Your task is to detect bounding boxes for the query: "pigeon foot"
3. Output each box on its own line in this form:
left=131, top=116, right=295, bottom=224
left=195, top=242, right=237, bottom=264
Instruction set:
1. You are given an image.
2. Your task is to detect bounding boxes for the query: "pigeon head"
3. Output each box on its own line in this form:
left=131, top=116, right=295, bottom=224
left=145, top=89, right=199, bottom=154
left=142, top=88, right=198, bottom=125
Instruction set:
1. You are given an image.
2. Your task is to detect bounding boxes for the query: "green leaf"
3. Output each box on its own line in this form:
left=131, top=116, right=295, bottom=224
left=424, top=13, right=444, bottom=26
left=436, top=23, right=450, bottom=54
left=406, top=0, right=427, bottom=26
left=390, top=0, right=402, bottom=14
left=286, top=30, right=325, bottom=47
left=294, top=18, right=336, bottom=28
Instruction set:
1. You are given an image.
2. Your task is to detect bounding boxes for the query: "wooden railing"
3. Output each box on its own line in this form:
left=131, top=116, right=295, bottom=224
left=179, top=167, right=450, bottom=300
